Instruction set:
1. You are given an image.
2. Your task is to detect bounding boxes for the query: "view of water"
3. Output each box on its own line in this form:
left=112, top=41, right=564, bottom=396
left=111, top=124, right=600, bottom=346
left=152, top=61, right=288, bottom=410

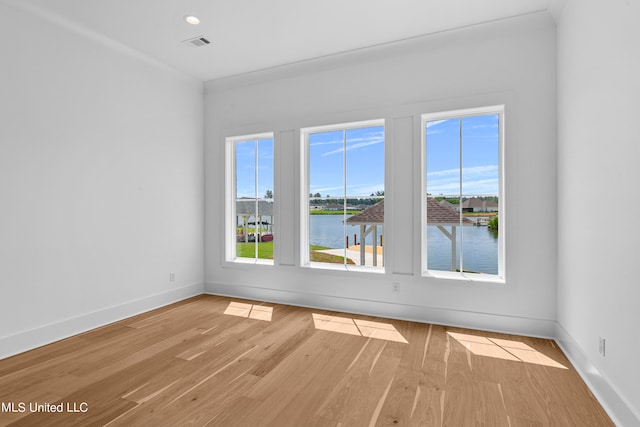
left=426, top=225, right=498, bottom=274
left=310, top=215, right=382, bottom=249
left=309, top=214, right=498, bottom=274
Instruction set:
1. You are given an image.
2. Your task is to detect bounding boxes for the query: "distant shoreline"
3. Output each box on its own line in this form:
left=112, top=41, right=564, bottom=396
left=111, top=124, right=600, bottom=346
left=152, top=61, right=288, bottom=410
left=309, top=210, right=360, bottom=215
left=310, top=210, right=497, bottom=217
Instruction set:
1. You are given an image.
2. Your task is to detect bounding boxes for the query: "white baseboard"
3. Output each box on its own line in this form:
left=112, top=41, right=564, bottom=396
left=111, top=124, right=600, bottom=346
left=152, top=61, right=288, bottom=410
left=0, top=282, right=204, bottom=360
left=204, top=281, right=556, bottom=339
left=555, top=323, right=640, bottom=427
left=209, top=281, right=640, bottom=424
left=3, top=280, right=637, bottom=426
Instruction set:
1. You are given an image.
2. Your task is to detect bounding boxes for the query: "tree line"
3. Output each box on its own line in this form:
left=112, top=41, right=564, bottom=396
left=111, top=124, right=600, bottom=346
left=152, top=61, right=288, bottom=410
left=308, top=191, right=384, bottom=207
left=432, top=195, right=499, bottom=204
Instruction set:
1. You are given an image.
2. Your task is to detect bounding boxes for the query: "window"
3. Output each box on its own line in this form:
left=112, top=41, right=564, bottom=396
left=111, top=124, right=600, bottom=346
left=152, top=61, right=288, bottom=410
left=225, top=133, right=274, bottom=264
left=422, top=106, right=503, bottom=279
left=301, top=120, right=385, bottom=271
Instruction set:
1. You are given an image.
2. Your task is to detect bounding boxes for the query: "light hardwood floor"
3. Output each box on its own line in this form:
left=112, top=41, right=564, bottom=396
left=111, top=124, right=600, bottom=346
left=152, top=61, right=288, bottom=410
left=0, top=295, right=612, bottom=426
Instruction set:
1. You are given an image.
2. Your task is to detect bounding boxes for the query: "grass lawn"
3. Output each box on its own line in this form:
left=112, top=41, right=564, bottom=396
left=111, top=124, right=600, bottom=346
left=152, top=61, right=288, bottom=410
left=310, top=245, right=355, bottom=264
left=236, top=242, right=353, bottom=264
left=236, top=241, right=274, bottom=259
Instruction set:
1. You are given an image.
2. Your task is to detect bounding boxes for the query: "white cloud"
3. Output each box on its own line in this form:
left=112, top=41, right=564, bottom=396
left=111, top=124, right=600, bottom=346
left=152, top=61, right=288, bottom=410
left=347, top=183, right=384, bottom=197
left=317, top=129, right=385, bottom=157
left=426, top=120, right=448, bottom=128
left=309, top=183, right=384, bottom=198
left=322, top=139, right=383, bottom=156
left=468, top=123, right=498, bottom=129
left=427, top=165, right=497, bottom=178
left=310, top=185, right=344, bottom=195
left=427, top=179, right=499, bottom=196
left=427, top=165, right=498, bottom=195
left=310, top=140, right=342, bottom=147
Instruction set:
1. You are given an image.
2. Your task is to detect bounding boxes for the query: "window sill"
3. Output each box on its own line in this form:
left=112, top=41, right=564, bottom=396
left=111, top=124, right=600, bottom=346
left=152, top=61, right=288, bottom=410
left=424, top=269, right=505, bottom=284
left=226, top=258, right=274, bottom=267
left=307, top=262, right=385, bottom=274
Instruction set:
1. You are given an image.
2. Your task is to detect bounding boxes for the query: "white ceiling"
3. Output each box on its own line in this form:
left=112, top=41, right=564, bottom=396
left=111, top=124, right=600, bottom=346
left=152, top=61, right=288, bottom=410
left=13, top=0, right=556, bottom=82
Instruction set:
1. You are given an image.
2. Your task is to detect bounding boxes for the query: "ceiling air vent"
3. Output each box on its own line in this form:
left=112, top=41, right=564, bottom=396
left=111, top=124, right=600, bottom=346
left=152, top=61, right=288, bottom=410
left=181, top=36, right=210, bottom=48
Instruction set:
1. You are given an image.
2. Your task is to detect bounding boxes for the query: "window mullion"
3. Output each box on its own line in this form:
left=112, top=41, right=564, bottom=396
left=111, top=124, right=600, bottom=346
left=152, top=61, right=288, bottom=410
left=343, top=130, right=347, bottom=267
left=254, top=139, right=259, bottom=261
left=303, top=119, right=385, bottom=272
left=226, top=132, right=274, bottom=266
left=423, top=107, right=502, bottom=279
left=459, top=118, right=463, bottom=273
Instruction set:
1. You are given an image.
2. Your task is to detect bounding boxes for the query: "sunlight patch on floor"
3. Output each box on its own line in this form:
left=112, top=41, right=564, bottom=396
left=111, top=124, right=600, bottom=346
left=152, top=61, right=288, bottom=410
left=224, top=301, right=273, bottom=321
left=312, top=313, right=408, bottom=343
left=447, top=332, right=567, bottom=369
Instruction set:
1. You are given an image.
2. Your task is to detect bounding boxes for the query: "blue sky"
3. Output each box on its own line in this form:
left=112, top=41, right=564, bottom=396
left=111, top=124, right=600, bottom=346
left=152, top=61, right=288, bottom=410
left=234, top=114, right=498, bottom=200
left=309, top=126, right=385, bottom=198
left=426, top=114, right=499, bottom=197
left=235, top=138, right=274, bottom=199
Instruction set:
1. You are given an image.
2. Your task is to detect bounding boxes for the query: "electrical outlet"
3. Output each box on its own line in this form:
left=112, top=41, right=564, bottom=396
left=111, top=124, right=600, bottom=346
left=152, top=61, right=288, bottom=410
left=169, top=272, right=175, bottom=282
left=392, top=282, right=400, bottom=293
left=598, top=337, right=606, bottom=357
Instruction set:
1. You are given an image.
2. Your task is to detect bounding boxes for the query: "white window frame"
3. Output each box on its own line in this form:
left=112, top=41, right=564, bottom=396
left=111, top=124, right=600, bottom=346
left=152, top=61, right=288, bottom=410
left=300, top=119, right=385, bottom=273
left=225, top=132, right=275, bottom=266
left=421, top=106, right=505, bottom=282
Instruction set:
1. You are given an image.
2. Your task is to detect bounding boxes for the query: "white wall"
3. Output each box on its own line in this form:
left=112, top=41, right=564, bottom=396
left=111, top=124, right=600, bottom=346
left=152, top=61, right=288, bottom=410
left=205, top=13, right=558, bottom=337
left=0, top=2, right=204, bottom=358
left=556, top=0, right=640, bottom=424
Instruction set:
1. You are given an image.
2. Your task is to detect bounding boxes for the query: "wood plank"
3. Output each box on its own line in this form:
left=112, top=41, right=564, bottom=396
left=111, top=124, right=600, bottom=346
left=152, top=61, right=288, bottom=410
left=246, top=305, right=317, bottom=377
left=0, top=295, right=614, bottom=427
left=239, top=331, right=367, bottom=425
left=316, top=338, right=401, bottom=425
left=442, top=331, right=479, bottom=426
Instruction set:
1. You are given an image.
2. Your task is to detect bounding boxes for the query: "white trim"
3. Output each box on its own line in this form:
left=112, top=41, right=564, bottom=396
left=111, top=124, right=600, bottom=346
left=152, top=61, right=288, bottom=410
left=224, top=132, right=275, bottom=266
left=555, top=323, right=640, bottom=427
left=300, top=118, right=385, bottom=270
left=4, top=282, right=636, bottom=426
left=231, top=258, right=274, bottom=266
left=300, top=128, right=311, bottom=266
left=0, top=282, right=204, bottom=360
left=224, top=135, right=236, bottom=262
left=302, top=118, right=387, bottom=135
left=307, top=262, right=385, bottom=274
left=421, top=105, right=505, bottom=282
left=425, top=269, right=505, bottom=284
left=204, top=281, right=556, bottom=338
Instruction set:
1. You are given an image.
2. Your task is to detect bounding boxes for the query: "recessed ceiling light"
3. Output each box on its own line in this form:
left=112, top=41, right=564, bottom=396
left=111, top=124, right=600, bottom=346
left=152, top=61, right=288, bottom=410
left=184, top=15, right=200, bottom=25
